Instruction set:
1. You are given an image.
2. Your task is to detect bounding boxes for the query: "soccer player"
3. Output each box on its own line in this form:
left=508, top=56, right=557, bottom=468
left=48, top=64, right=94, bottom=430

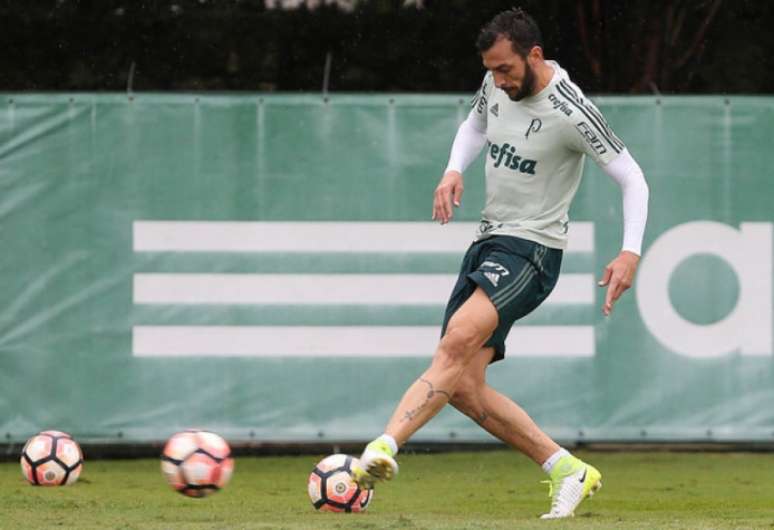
left=354, top=7, right=649, bottom=519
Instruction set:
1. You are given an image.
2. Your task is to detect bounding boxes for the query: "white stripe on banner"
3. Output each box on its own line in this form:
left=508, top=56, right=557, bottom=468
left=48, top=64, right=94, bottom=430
left=133, top=273, right=594, bottom=305
left=132, top=325, right=594, bottom=358
left=133, top=221, right=594, bottom=253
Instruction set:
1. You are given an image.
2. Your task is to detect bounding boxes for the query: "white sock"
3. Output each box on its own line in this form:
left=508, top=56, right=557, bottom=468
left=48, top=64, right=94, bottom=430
left=378, top=434, right=399, bottom=456
left=541, top=448, right=570, bottom=474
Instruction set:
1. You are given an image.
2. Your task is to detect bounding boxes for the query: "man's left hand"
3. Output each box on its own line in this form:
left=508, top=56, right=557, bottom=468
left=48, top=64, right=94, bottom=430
left=597, top=251, right=640, bottom=316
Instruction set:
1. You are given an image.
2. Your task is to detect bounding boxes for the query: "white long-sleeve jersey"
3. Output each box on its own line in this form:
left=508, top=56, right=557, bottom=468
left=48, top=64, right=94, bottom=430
left=446, top=60, right=648, bottom=254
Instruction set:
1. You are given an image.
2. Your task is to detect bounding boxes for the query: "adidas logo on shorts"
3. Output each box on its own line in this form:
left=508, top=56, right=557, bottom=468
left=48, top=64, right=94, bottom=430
left=484, top=271, right=500, bottom=287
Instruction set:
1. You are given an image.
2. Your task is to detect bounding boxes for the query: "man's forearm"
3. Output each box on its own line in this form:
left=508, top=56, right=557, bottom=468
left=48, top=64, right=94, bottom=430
left=601, top=149, right=649, bottom=255
left=445, top=116, right=487, bottom=175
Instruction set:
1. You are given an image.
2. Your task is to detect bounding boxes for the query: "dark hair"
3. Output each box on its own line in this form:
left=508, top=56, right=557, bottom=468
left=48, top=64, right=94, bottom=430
left=476, top=7, right=543, bottom=57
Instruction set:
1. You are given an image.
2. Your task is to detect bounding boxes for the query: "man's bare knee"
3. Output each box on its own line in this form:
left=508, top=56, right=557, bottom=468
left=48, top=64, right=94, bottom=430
left=450, top=378, right=488, bottom=425
left=434, top=324, right=486, bottom=372
left=435, top=287, right=497, bottom=373
left=450, top=384, right=476, bottom=413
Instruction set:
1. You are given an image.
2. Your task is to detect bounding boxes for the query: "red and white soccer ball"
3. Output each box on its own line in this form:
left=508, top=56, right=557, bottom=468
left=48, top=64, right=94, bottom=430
left=308, top=454, right=373, bottom=513
left=160, top=430, right=234, bottom=498
left=20, top=430, right=83, bottom=486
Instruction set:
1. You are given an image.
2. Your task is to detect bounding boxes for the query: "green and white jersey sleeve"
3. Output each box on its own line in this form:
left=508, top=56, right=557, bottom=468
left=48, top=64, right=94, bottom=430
left=469, top=71, right=495, bottom=132
left=558, top=81, right=624, bottom=167
left=471, top=61, right=626, bottom=249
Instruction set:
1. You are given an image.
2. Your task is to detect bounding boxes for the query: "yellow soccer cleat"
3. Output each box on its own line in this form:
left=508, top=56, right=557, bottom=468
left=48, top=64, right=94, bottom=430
left=539, top=456, right=602, bottom=519
left=352, top=438, right=399, bottom=490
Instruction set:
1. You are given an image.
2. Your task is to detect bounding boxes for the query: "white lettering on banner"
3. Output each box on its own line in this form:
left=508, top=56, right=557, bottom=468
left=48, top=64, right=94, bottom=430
left=131, top=220, right=597, bottom=358
left=133, top=273, right=593, bottom=306
left=133, top=221, right=595, bottom=254
left=132, top=326, right=595, bottom=358
left=637, top=222, right=773, bottom=358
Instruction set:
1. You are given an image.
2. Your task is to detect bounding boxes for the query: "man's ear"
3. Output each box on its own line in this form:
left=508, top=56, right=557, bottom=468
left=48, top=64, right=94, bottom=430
left=528, top=45, right=544, bottom=64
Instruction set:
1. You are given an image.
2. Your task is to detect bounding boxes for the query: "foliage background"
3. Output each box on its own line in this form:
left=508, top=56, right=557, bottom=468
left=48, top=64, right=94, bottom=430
left=1, top=0, right=771, bottom=94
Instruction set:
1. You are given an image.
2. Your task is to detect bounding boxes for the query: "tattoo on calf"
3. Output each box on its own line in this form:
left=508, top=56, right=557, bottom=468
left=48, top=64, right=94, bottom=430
left=400, top=378, right=451, bottom=423
left=476, top=412, right=488, bottom=425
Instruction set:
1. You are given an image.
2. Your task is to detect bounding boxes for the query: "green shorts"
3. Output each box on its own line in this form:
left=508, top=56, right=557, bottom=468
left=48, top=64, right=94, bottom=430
left=441, top=235, right=563, bottom=362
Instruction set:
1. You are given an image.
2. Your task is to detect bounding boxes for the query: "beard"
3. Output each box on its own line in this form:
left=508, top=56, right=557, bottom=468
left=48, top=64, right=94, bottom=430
left=507, top=62, right=536, bottom=101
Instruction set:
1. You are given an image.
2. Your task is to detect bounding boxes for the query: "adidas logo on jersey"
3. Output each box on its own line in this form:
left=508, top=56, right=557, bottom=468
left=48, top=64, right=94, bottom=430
left=489, top=142, right=538, bottom=174
left=490, top=103, right=499, bottom=117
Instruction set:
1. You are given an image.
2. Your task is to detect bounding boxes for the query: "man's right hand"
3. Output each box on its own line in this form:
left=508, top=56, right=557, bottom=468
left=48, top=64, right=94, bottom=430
left=432, top=170, right=464, bottom=224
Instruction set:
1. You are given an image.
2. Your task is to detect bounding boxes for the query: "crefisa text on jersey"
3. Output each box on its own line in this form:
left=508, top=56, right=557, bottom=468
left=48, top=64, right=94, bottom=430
left=547, top=93, right=573, bottom=116
left=489, top=142, right=538, bottom=174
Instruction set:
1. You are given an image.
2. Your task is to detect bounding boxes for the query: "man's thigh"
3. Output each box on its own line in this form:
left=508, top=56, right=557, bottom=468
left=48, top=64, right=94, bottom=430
left=444, top=286, right=499, bottom=344
left=442, top=236, right=562, bottom=362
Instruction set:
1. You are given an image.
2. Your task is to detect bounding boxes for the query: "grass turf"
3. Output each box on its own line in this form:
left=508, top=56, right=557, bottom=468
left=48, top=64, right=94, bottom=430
left=2, top=451, right=774, bottom=529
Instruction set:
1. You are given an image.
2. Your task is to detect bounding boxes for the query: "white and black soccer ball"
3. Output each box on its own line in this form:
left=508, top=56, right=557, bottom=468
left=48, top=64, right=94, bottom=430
left=20, top=430, right=83, bottom=486
left=160, top=430, right=234, bottom=498
left=308, top=454, right=373, bottom=513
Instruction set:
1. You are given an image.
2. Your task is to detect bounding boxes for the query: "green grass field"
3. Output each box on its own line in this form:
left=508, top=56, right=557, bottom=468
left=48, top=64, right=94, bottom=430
left=2, top=451, right=774, bottom=529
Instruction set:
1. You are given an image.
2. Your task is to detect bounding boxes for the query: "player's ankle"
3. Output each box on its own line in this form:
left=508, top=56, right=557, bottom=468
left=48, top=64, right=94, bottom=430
left=373, top=434, right=399, bottom=457
left=541, top=447, right=571, bottom=475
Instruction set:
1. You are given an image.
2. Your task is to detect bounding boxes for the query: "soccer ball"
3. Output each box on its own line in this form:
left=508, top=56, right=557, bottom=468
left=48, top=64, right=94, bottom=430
left=20, top=430, right=83, bottom=486
left=160, top=430, right=234, bottom=497
left=308, top=454, right=373, bottom=512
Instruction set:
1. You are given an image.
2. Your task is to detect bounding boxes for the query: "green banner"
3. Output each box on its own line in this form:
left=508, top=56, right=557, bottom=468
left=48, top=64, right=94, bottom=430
left=0, top=94, right=772, bottom=444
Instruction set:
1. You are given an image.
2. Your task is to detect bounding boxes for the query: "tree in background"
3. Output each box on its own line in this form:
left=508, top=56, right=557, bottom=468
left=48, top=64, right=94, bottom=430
left=576, top=0, right=723, bottom=93
left=0, top=0, right=770, bottom=93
